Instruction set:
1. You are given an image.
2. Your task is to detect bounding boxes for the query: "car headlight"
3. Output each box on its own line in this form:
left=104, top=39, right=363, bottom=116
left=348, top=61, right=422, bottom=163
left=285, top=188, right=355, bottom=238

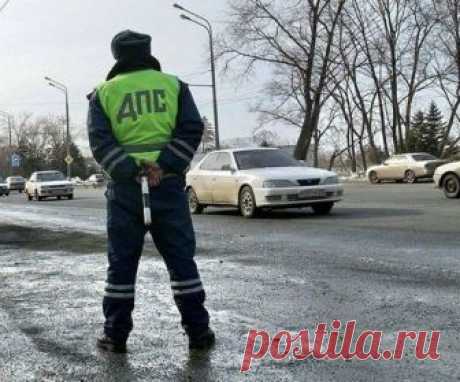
left=322, top=176, right=339, bottom=185
left=263, top=179, right=297, bottom=188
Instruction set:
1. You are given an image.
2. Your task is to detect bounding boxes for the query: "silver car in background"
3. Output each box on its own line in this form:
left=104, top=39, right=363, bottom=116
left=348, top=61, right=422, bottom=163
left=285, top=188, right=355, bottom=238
left=6, top=176, right=26, bottom=193
left=367, top=153, right=448, bottom=184
left=186, top=148, right=343, bottom=218
left=87, top=173, right=106, bottom=187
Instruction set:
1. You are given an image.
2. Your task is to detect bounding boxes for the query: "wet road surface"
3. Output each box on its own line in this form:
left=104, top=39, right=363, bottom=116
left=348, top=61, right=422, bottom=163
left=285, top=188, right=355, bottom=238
left=0, top=183, right=459, bottom=381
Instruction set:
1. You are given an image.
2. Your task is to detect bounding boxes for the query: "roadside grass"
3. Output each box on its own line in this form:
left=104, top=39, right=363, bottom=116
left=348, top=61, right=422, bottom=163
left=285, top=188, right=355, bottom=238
left=0, top=224, right=107, bottom=254
left=0, top=224, right=163, bottom=256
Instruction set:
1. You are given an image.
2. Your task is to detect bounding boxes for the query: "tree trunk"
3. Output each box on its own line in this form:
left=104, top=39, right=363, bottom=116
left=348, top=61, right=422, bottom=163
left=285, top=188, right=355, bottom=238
left=294, top=123, right=314, bottom=161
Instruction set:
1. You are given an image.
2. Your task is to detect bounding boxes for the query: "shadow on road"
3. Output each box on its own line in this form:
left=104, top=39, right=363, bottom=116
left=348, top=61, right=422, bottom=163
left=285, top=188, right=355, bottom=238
left=203, top=207, right=423, bottom=220
left=329, top=207, right=423, bottom=220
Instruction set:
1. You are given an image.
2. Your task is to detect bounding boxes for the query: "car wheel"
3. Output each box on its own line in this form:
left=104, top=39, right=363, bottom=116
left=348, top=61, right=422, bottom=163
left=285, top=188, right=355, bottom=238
left=443, top=174, right=460, bottom=199
left=35, top=190, right=44, bottom=201
left=312, top=202, right=334, bottom=216
left=187, top=188, right=204, bottom=214
left=68, top=194, right=74, bottom=200
left=239, top=186, right=258, bottom=218
left=404, top=170, right=417, bottom=184
left=57, top=196, right=62, bottom=200
left=368, top=171, right=380, bottom=184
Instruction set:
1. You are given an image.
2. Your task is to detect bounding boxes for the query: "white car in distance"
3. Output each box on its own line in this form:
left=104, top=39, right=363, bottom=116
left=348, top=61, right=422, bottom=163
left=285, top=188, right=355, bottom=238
left=25, top=171, right=74, bottom=201
left=87, top=173, right=106, bottom=187
left=6, top=176, right=26, bottom=193
left=186, top=148, right=344, bottom=218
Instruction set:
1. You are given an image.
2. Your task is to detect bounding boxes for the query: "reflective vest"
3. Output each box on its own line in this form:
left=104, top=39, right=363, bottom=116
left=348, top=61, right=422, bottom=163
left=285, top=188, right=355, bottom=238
left=97, top=69, right=180, bottom=164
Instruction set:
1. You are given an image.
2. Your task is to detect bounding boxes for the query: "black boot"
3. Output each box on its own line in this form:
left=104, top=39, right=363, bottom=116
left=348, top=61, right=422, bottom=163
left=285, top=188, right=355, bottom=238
left=187, top=328, right=216, bottom=350
left=96, top=334, right=127, bottom=354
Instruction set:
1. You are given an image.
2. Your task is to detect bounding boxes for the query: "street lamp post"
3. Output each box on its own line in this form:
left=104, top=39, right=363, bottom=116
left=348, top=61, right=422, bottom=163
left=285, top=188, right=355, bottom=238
left=173, top=3, right=221, bottom=149
left=45, top=76, right=72, bottom=179
left=0, top=110, right=13, bottom=176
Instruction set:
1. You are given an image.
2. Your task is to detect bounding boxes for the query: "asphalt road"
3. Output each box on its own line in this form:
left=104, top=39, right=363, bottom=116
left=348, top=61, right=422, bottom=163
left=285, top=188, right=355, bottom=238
left=0, top=182, right=459, bottom=381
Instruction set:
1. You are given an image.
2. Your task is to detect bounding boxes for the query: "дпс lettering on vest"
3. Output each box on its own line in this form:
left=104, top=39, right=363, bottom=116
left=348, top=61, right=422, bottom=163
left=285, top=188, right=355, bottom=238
left=117, top=89, right=167, bottom=123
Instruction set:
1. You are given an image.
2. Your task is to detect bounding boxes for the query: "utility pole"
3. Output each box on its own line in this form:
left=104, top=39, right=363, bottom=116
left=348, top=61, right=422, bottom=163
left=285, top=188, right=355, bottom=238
left=173, top=3, right=221, bottom=149
left=45, top=76, right=72, bottom=179
left=0, top=110, right=13, bottom=176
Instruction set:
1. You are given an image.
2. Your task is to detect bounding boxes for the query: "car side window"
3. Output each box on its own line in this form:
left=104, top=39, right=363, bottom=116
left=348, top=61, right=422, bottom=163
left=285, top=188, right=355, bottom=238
left=200, top=153, right=219, bottom=171
left=215, top=153, right=233, bottom=171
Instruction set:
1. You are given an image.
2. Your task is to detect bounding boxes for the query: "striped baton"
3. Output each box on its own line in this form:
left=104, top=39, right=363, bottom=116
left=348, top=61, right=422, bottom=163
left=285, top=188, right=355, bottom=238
left=141, top=176, right=152, bottom=226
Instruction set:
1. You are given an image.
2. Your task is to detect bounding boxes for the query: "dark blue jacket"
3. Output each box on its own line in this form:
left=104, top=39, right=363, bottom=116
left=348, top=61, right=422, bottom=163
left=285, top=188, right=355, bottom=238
left=87, top=76, right=204, bottom=182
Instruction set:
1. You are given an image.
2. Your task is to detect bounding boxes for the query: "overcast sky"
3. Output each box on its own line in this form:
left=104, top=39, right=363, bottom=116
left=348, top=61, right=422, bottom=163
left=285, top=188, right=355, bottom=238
left=0, top=0, right=298, bottom=153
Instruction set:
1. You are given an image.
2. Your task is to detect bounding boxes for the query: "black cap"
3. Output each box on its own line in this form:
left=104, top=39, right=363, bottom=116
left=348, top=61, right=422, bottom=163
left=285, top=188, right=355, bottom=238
left=111, top=30, right=152, bottom=61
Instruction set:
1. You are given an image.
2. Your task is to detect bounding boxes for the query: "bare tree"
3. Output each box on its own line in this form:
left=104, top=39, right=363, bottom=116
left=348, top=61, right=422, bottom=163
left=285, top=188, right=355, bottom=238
left=218, top=0, right=457, bottom=171
left=433, top=0, right=460, bottom=156
left=11, top=114, right=87, bottom=177
left=253, top=128, right=279, bottom=147
left=341, top=0, right=440, bottom=155
left=218, top=0, right=346, bottom=160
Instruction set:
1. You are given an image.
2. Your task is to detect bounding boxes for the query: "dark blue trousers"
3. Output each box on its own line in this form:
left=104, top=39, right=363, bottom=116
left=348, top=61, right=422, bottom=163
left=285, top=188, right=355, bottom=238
left=103, top=176, right=209, bottom=342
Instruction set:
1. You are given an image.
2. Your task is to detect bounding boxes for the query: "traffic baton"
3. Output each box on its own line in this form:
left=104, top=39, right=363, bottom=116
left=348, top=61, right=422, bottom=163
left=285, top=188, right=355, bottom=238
left=141, top=176, right=152, bottom=226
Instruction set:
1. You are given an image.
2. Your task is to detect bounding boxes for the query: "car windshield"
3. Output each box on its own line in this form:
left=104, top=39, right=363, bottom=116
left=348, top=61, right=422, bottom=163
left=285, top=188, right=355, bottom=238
left=11, top=177, right=23, bottom=181
left=234, top=150, right=302, bottom=170
left=37, top=172, right=65, bottom=182
left=412, top=154, right=437, bottom=161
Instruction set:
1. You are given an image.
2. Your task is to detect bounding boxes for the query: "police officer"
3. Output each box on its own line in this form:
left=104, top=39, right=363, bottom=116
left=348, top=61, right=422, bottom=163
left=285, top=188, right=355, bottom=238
left=87, top=30, right=214, bottom=353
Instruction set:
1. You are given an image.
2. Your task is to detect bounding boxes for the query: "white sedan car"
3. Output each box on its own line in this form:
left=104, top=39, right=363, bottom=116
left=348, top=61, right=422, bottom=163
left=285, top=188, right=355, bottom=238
left=433, top=161, right=460, bottom=199
left=186, top=148, right=344, bottom=218
left=25, top=171, right=74, bottom=201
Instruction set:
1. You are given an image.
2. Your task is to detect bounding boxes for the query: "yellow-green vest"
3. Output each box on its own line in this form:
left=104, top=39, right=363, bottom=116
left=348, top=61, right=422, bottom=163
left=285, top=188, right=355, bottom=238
left=97, top=69, right=180, bottom=164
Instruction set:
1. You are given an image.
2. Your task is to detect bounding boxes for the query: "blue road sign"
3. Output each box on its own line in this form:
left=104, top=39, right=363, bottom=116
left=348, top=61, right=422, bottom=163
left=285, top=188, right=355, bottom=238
left=11, top=153, right=21, bottom=168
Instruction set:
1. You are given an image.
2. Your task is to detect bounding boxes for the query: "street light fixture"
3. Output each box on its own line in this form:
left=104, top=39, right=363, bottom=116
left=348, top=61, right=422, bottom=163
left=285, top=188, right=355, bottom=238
left=45, top=76, right=72, bottom=179
left=0, top=110, right=13, bottom=175
left=173, top=3, right=221, bottom=149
